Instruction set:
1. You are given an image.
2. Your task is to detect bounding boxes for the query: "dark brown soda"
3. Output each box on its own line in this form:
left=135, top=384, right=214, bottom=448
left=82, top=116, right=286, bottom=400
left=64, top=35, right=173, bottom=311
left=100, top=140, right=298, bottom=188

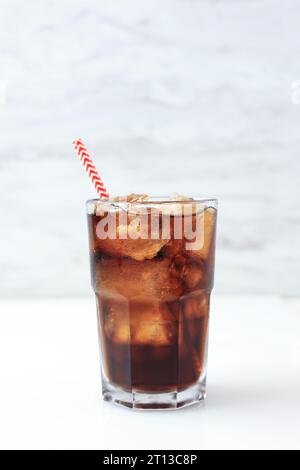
left=88, top=205, right=216, bottom=394
left=96, top=295, right=209, bottom=392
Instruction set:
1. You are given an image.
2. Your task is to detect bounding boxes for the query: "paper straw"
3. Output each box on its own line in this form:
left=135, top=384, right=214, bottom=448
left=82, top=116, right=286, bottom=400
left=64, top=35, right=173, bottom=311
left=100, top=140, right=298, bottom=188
left=73, top=138, right=109, bottom=199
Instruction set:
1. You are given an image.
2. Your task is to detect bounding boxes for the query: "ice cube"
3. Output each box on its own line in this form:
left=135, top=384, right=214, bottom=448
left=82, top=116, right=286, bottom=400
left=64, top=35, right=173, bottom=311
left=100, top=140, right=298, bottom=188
left=183, top=291, right=210, bottom=319
left=163, top=207, right=216, bottom=261
left=131, top=303, right=177, bottom=346
left=112, top=193, right=150, bottom=203
left=92, top=210, right=168, bottom=261
left=104, top=299, right=130, bottom=343
left=158, top=195, right=198, bottom=217
left=95, top=256, right=182, bottom=302
left=159, top=204, right=186, bottom=217
left=93, top=194, right=150, bottom=216
left=185, top=207, right=217, bottom=262
left=180, top=260, right=205, bottom=290
left=104, top=300, right=177, bottom=345
left=160, top=205, right=212, bottom=257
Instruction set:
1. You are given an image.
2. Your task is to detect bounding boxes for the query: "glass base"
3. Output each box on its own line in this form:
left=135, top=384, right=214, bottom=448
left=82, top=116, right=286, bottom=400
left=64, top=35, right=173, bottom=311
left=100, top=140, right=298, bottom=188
left=102, top=380, right=206, bottom=410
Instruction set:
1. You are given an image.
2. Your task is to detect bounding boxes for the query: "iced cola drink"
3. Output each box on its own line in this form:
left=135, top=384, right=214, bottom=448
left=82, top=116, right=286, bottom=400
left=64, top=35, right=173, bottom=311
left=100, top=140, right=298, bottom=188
left=87, top=195, right=217, bottom=409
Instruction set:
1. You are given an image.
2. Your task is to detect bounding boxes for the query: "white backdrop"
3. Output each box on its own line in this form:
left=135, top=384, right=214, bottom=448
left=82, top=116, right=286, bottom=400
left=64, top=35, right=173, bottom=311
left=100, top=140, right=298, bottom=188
left=0, top=0, right=299, bottom=297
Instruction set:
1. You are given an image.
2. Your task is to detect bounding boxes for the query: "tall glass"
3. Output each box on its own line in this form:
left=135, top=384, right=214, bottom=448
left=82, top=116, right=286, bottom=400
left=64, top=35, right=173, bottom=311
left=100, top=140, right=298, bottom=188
left=87, top=197, right=217, bottom=409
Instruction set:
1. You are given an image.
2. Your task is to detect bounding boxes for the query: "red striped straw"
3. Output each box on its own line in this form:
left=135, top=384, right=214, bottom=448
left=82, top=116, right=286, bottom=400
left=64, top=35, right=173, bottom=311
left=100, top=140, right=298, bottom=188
left=73, top=138, right=110, bottom=199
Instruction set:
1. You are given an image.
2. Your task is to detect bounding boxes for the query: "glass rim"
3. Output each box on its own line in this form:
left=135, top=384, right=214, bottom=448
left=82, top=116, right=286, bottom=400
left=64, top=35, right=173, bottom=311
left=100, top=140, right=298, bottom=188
left=86, top=196, right=218, bottom=206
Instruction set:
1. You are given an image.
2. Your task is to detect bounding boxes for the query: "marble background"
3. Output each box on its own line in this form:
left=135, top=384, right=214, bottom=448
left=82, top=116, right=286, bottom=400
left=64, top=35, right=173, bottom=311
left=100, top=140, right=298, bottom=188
left=0, top=0, right=299, bottom=298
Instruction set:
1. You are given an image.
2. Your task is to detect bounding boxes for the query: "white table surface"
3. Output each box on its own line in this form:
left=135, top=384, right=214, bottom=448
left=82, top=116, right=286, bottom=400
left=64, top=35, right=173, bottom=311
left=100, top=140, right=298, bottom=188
left=0, top=296, right=299, bottom=450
